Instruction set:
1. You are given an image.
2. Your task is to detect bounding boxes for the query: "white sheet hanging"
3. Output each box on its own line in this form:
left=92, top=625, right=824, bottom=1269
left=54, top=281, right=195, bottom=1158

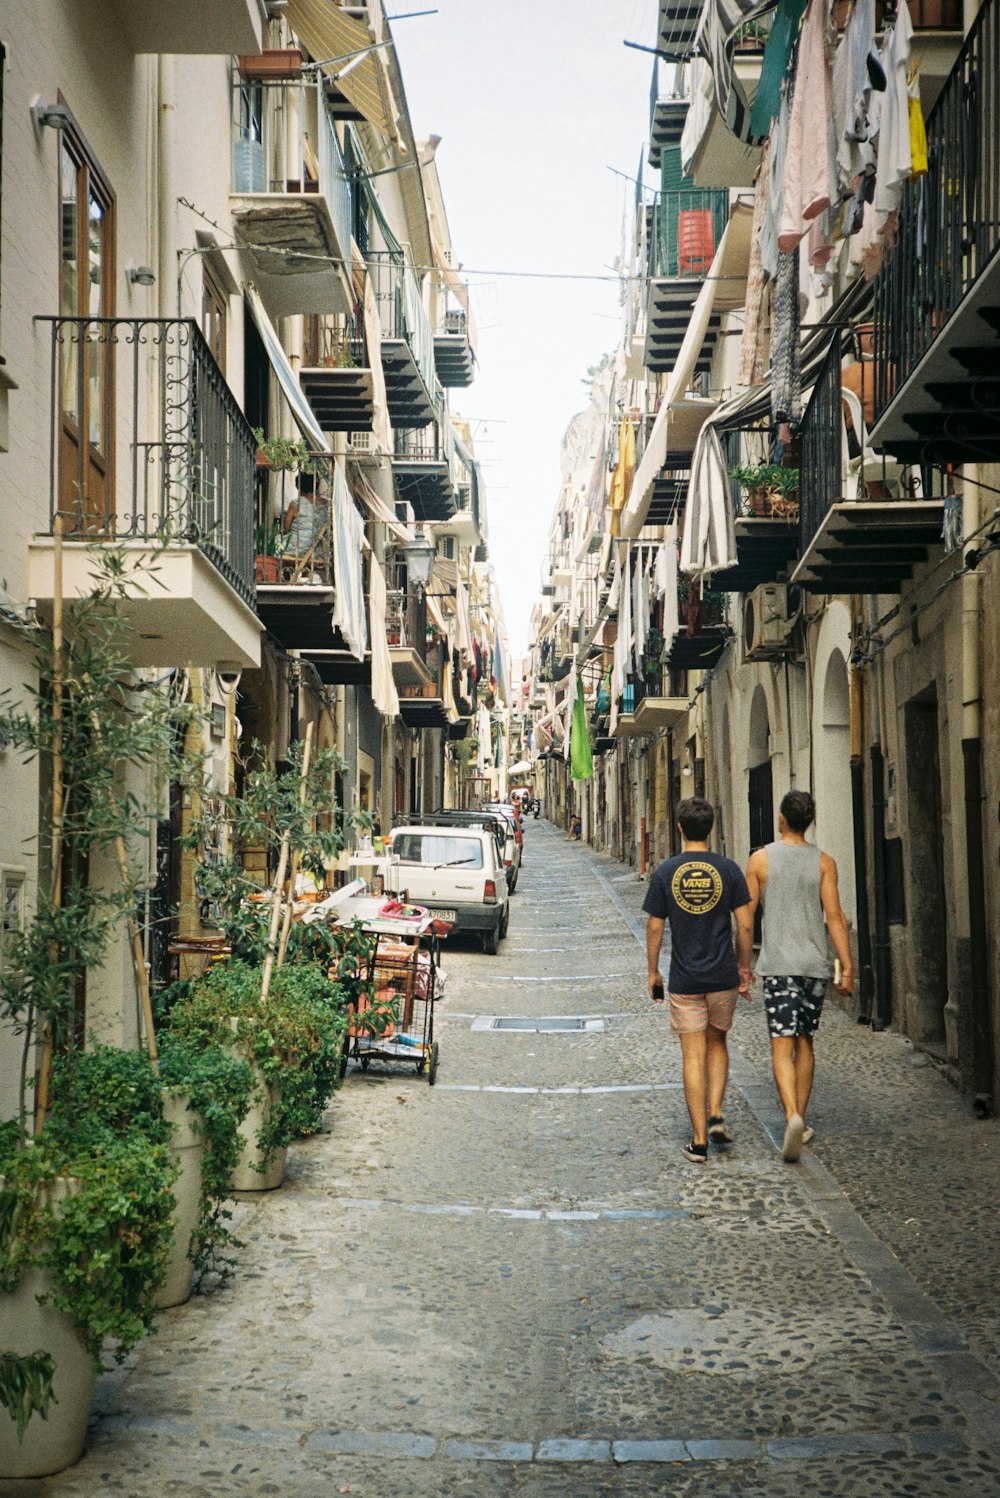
left=331, top=467, right=368, bottom=660
left=367, top=552, right=399, bottom=718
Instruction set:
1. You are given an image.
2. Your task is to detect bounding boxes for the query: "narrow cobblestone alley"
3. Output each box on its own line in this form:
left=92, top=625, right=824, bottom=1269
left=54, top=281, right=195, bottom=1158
left=9, top=821, right=1000, bottom=1498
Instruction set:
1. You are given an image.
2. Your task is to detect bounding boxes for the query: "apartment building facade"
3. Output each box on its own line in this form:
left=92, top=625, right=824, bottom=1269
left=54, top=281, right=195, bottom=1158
left=527, top=0, right=1000, bottom=1105
left=0, top=0, right=507, bottom=1119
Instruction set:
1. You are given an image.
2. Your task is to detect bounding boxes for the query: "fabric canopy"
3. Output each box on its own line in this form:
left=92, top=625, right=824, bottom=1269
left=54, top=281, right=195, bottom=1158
left=695, top=0, right=778, bottom=146
left=680, top=422, right=738, bottom=580
left=621, top=202, right=753, bottom=538
left=509, top=759, right=531, bottom=776
left=245, top=288, right=329, bottom=453
left=351, top=470, right=411, bottom=544
left=284, top=0, right=399, bottom=143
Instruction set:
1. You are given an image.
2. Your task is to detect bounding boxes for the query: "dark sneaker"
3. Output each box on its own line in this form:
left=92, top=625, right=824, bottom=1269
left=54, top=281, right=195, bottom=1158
left=782, top=1115, right=805, bottom=1162
left=708, top=1116, right=733, bottom=1146
left=683, top=1140, right=708, bottom=1164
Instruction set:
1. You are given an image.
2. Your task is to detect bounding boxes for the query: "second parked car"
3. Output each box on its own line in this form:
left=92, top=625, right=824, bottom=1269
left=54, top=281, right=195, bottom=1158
left=387, top=822, right=509, bottom=954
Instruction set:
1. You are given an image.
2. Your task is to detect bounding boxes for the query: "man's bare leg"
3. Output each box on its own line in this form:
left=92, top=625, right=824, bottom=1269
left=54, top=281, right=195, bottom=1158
left=770, top=1036, right=799, bottom=1120
left=678, top=1030, right=708, bottom=1144
left=794, top=1034, right=816, bottom=1122
left=705, top=1024, right=729, bottom=1121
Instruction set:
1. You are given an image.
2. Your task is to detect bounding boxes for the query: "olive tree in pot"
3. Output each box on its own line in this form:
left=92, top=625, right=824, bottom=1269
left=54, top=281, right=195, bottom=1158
left=175, top=734, right=358, bottom=1190
left=0, top=540, right=209, bottom=1473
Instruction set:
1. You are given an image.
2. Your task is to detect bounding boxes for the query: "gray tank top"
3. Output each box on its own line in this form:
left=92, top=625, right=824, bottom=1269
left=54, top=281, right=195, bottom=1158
left=757, top=841, right=831, bottom=979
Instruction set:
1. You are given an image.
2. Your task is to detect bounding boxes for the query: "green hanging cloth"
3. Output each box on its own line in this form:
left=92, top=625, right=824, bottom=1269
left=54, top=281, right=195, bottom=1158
left=570, top=678, right=594, bottom=782
left=749, top=0, right=809, bottom=139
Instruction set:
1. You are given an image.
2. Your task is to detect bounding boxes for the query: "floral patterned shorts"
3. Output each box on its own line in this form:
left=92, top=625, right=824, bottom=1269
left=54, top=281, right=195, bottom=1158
left=763, top=975, right=828, bottom=1038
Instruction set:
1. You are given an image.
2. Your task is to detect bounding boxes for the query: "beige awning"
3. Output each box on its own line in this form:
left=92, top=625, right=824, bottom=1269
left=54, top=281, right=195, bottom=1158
left=621, top=200, right=754, bottom=539
left=285, top=0, right=398, bottom=142
left=351, top=471, right=411, bottom=544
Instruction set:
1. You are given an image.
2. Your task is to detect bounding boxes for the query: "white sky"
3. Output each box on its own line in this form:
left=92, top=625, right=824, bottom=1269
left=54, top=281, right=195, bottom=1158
left=392, top=0, right=658, bottom=659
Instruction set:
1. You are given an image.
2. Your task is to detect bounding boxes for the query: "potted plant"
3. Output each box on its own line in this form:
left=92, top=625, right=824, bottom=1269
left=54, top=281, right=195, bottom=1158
left=0, top=540, right=202, bottom=1472
left=729, top=462, right=800, bottom=519
left=163, top=960, right=348, bottom=1191
left=254, top=518, right=287, bottom=583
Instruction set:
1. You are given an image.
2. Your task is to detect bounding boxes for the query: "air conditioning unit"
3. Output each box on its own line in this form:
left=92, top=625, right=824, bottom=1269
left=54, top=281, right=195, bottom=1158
left=349, top=430, right=373, bottom=454
left=743, top=583, right=800, bottom=661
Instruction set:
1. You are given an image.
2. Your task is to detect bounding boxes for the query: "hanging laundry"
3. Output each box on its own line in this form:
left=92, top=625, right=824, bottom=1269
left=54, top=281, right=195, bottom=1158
left=739, top=140, right=774, bottom=385
left=907, top=71, right=927, bottom=178
left=761, top=86, right=791, bottom=280
left=771, top=246, right=802, bottom=434
left=873, top=4, right=914, bottom=218
left=832, top=0, right=878, bottom=200
left=779, top=0, right=835, bottom=253
left=697, top=0, right=777, bottom=147
left=608, top=418, right=636, bottom=539
left=750, top=0, right=810, bottom=137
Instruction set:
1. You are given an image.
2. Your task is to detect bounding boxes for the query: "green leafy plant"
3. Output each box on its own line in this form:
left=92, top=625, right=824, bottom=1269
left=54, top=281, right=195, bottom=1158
left=0, top=1351, right=57, bottom=1441
left=46, top=1041, right=254, bottom=1283
left=729, top=463, right=800, bottom=519
left=252, top=429, right=316, bottom=474
left=0, top=1122, right=177, bottom=1366
left=164, top=959, right=350, bottom=1167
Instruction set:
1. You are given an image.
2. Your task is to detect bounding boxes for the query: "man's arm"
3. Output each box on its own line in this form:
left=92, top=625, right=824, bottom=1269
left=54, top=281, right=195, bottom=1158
left=734, top=903, right=754, bottom=997
left=744, top=848, right=765, bottom=921
left=820, top=853, right=854, bottom=995
left=646, top=915, right=666, bottom=1001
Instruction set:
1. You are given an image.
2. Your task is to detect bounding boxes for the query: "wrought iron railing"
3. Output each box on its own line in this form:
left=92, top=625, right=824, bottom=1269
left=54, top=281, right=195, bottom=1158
left=799, top=333, right=843, bottom=555
left=231, top=76, right=352, bottom=268
left=368, top=250, right=438, bottom=397
left=652, top=189, right=729, bottom=279
left=256, top=456, right=336, bottom=589
left=872, top=0, right=1000, bottom=421
left=42, top=317, right=256, bottom=606
left=385, top=584, right=428, bottom=660
left=304, top=309, right=367, bottom=369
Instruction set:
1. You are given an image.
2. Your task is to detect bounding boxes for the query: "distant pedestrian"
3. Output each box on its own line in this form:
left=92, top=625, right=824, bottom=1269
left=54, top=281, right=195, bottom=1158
left=644, top=797, right=754, bottom=1164
left=567, top=812, right=582, bottom=841
left=745, top=790, right=854, bottom=1163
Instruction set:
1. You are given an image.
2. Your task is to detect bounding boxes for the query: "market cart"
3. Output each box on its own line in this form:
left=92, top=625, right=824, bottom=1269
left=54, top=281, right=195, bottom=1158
left=306, top=884, right=443, bottom=1085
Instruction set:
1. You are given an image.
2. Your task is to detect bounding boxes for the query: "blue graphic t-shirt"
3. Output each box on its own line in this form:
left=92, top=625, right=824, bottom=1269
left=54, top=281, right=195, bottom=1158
left=642, top=852, right=751, bottom=994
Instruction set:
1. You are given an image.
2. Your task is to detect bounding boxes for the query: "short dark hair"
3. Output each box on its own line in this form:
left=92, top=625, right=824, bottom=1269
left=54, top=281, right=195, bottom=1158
left=780, top=789, right=816, bottom=833
left=677, top=796, right=714, bottom=841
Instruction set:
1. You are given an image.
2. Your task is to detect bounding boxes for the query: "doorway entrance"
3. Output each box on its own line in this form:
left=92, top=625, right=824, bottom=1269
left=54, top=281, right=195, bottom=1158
left=903, top=692, right=949, bottom=1042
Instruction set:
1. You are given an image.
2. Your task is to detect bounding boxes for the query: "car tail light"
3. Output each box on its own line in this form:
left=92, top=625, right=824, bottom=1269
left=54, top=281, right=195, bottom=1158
left=484, top=879, right=497, bottom=903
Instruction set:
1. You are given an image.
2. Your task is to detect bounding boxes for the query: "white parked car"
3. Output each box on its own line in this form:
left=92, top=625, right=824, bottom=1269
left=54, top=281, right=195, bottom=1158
left=387, top=824, right=510, bottom=954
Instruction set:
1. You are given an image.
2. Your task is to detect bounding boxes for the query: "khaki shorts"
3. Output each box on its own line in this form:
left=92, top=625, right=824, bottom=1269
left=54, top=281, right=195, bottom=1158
left=669, top=989, right=739, bottom=1034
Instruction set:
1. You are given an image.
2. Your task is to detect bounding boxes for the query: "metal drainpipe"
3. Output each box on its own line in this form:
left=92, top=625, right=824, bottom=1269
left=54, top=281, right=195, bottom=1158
left=849, top=603, right=874, bottom=1023
left=960, top=465, right=994, bottom=1104
left=156, top=57, right=175, bottom=317
left=866, top=594, right=892, bottom=1031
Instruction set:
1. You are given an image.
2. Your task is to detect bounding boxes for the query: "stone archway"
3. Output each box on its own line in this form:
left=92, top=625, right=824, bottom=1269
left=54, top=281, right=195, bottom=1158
left=747, top=684, right=773, bottom=853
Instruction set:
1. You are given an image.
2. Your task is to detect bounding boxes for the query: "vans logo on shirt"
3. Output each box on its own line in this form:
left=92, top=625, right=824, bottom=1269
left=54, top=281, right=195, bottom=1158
left=671, top=861, right=724, bottom=915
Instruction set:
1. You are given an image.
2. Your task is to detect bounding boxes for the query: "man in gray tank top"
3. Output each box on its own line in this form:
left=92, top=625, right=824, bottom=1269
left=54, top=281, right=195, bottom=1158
left=745, top=790, right=854, bottom=1162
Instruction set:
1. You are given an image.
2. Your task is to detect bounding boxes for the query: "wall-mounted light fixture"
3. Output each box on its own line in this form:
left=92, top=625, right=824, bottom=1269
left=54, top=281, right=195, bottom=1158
left=127, top=265, right=157, bottom=288
left=32, top=100, right=72, bottom=132
left=404, top=535, right=436, bottom=589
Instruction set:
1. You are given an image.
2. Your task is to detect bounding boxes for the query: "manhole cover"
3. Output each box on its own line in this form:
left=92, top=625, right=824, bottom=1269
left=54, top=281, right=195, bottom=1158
left=474, top=1016, right=606, bottom=1033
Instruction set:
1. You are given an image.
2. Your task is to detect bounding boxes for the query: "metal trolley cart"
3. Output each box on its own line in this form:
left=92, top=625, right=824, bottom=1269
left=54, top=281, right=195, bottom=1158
left=314, top=885, right=442, bottom=1085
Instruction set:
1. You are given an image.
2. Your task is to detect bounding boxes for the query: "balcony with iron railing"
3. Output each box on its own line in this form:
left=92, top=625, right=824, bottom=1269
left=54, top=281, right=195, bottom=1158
left=433, top=289, right=475, bottom=388
left=392, top=413, right=458, bottom=520
left=368, top=251, right=439, bottom=427
left=871, top=0, right=1000, bottom=463
left=29, top=316, right=260, bottom=669
left=386, top=582, right=436, bottom=692
left=792, top=334, right=946, bottom=593
left=230, top=75, right=353, bottom=317
left=299, top=312, right=376, bottom=431
left=645, top=190, right=728, bottom=373
left=667, top=584, right=730, bottom=671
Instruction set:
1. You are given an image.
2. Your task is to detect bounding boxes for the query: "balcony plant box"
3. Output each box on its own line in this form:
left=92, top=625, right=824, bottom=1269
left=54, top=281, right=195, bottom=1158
left=730, top=463, right=800, bottom=520
left=237, top=49, right=303, bottom=80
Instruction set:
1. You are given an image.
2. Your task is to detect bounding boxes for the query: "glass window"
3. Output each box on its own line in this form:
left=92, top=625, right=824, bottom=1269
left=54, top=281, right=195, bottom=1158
left=392, top=834, right=483, bottom=869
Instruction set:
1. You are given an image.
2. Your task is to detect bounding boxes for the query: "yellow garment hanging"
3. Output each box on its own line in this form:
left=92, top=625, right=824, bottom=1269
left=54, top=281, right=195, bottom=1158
left=608, top=418, right=636, bottom=539
left=908, top=75, right=928, bottom=178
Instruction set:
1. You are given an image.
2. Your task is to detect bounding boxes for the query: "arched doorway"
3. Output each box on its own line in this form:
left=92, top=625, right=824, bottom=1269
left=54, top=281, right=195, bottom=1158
left=747, top=684, right=773, bottom=852
left=816, top=649, right=854, bottom=921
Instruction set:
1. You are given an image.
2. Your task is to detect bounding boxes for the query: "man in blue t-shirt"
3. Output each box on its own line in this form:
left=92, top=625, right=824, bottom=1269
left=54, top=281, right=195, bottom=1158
left=643, top=796, right=754, bottom=1164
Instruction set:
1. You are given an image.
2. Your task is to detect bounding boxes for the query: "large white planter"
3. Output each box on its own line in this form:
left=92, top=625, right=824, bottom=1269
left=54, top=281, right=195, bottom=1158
left=227, top=1061, right=286, bottom=1191
left=0, top=1180, right=96, bottom=1477
left=155, top=1091, right=206, bottom=1309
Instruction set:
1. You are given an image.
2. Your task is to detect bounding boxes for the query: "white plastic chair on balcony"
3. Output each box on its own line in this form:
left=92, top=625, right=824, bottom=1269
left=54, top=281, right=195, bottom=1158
left=841, top=386, right=911, bottom=500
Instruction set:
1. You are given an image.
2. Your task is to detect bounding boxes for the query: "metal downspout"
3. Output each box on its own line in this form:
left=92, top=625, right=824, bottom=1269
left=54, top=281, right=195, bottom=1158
left=866, top=595, right=892, bottom=1031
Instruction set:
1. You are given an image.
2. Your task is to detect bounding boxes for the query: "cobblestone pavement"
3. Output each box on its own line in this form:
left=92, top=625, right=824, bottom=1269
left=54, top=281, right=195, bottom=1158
left=6, top=822, right=1000, bottom=1497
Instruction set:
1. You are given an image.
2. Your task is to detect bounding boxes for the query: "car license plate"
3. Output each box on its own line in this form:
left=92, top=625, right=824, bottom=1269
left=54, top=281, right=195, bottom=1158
left=435, top=909, right=457, bottom=922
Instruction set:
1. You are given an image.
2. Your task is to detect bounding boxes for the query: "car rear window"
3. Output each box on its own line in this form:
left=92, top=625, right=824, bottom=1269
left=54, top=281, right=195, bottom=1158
left=392, top=834, right=484, bottom=869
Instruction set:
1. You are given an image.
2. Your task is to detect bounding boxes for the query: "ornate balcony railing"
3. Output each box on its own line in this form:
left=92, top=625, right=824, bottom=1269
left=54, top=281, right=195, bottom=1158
left=42, top=317, right=256, bottom=606
left=799, top=333, right=843, bottom=556
left=872, top=0, right=1000, bottom=421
